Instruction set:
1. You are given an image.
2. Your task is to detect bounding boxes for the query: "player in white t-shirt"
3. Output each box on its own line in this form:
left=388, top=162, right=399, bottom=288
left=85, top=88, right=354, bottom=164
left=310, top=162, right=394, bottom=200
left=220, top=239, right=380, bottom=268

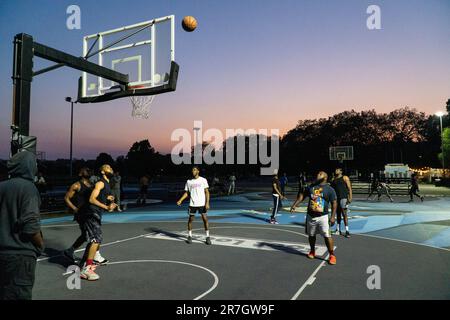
left=176, top=166, right=211, bottom=245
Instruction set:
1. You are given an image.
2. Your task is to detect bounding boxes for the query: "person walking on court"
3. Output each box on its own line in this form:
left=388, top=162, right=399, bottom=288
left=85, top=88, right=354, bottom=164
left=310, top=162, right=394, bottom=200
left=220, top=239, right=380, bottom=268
left=0, top=151, right=44, bottom=300
left=280, top=173, right=288, bottom=196
left=408, top=173, right=424, bottom=202
left=367, top=178, right=379, bottom=200
left=290, top=171, right=337, bottom=265
left=228, top=173, right=236, bottom=195
left=298, top=172, right=306, bottom=194
left=111, top=171, right=122, bottom=211
left=137, top=174, right=150, bottom=205
left=270, top=171, right=287, bottom=224
left=331, top=168, right=352, bottom=238
left=176, top=166, right=211, bottom=245
left=79, top=164, right=117, bottom=281
left=377, top=181, right=394, bottom=202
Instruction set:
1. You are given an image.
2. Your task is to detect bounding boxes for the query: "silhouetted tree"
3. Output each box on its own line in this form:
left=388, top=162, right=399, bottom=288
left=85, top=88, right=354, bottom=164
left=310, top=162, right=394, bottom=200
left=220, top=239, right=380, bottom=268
left=94, top=153, right=115, bottom=170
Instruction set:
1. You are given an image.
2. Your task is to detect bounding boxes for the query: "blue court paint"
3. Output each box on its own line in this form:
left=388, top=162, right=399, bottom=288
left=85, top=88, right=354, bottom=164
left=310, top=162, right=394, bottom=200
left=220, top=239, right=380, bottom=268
left=40, top=193, right=450, bottom=249
left=422, top=227, right=450, bottom=248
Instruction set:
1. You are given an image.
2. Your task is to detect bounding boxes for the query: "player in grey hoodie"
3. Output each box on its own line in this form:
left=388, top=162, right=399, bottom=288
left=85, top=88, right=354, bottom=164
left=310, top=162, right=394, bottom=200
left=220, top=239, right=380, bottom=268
left=0, top=150, right=44, bottom=300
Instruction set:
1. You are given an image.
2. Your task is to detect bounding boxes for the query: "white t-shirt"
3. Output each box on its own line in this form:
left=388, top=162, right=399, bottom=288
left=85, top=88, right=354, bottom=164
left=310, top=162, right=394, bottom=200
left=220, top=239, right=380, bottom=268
left=185, top=177, right=209, bottom=207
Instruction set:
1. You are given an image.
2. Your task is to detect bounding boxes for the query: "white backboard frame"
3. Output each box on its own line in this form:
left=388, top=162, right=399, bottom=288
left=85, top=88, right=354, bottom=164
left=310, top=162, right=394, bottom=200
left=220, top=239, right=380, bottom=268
left=81, top=15, right=175, bottom=98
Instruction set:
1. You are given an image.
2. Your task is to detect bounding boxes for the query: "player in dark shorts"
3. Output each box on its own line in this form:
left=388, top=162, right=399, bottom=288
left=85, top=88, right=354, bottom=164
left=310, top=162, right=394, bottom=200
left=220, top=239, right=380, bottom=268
left=367, top=178, right=379, bottom=200
left=177, top=166, right=211, bottom=245
left=79, top=164, right=117, bottom=281
left=408, top=173, right=424, bottom=202
left=290, top=171, right=337, bottom=265
left=331, top=168, right=353, bottom=238
left=137, top=174, right=150, bottom=205
left=270, top=171, right=287, bottom=224
left=62, top=168, right=108, bottom=265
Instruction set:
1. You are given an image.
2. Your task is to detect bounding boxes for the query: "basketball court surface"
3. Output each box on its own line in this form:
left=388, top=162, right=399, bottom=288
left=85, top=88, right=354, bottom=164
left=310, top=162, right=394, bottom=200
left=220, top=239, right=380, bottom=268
left=35, top=192, right=450, bottom=300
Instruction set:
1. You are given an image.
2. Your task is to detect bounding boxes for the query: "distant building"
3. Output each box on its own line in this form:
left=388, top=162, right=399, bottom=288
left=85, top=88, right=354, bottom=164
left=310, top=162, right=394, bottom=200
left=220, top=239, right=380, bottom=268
left=384, top=163, right=411, bottom=179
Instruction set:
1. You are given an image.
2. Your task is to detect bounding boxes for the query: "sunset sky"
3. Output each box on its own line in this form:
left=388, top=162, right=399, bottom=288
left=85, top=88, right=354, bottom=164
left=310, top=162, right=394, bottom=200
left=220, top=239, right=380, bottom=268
left=0, top=0, right=449, bottom=159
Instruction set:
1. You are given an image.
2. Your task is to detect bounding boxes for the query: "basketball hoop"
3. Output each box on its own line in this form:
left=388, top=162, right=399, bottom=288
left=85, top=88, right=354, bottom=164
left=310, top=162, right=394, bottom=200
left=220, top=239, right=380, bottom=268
left=128, top=85, right=155, bottom=119
left=337, top=152, right=346, bottom=163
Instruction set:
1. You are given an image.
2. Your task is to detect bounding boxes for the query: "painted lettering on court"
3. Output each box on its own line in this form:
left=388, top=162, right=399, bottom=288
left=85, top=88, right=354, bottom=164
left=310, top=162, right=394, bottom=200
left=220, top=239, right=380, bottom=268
left=66, top=265, right=81, bottom=290
left=145, top=232, right=329, bottom=257
left=66, top=5, right=81, bottom=30
left=366, top=5, right=381, bottom=30
left=366, top=265, right=381, bottom=290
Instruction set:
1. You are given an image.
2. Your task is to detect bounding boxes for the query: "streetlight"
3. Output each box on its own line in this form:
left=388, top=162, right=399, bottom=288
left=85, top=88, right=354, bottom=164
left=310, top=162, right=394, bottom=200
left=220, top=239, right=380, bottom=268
left=66, top=97, right=77, bottom=177
left=435, top=111, right=447, bottom=178
left=193, top=127, right=201, bottom=164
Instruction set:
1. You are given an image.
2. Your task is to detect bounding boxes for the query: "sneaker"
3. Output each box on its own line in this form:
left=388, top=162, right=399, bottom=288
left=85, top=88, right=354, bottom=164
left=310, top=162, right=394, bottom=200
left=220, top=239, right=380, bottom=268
left=420, top=196, right=424, bottom=202
left=205, top=237, right=212, bottom=245
left=186, top=236, right=192, bottom=244
left=328, top=254, right=337, bottom=265
left=339, top=231, right=343, bottom=236
left=93, top=252, right=109, bottom=265
left=307, top=251, right=315, bottom=259
left=345, top=231, right=351, bottom=238
left=269, top=218, right=278, bottom=225
left=63, top=249, right=76, bottom=264
left=80, top=265, right=100, bottom=281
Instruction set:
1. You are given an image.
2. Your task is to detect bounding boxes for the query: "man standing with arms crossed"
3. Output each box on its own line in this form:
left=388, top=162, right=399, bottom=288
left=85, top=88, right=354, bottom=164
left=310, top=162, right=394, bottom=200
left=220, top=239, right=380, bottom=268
left=79, top=164, right=117, bottom=280
left=177, top=166, right=211, bottom=245
left=331, top=167, right=352, bottom=237
left=290, top=171, right=337, bottom=265
left=0, top=151, right=44, bottom=299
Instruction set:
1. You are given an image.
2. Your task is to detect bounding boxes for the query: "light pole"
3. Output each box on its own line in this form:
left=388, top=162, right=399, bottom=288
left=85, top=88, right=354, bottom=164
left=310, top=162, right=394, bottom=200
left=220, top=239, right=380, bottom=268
left=435, top=111, right=446, bottom=178
left=193, top=127, right=201, bottom=164
left=66, top=97, right=76, bottom=177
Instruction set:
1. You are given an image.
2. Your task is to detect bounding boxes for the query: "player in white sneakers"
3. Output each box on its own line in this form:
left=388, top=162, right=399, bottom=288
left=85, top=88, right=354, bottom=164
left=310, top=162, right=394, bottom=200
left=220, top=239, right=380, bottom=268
left=177, top=166, right=211, bottom=245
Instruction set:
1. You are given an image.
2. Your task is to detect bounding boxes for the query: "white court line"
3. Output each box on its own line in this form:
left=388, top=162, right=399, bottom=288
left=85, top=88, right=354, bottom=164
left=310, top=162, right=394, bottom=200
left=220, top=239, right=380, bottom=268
left=104, top=260, right=219, bottom=300
left=291, top=259, right=328, bottom=300
left=355, top=232, right=450, bottom=252
left=40, top=219, right=450, bottom=252
left=41, top=223, right=79, bottom=228
left=190, top=226, right=309, bottom=238
left=37, top=233, right=151, bottom=262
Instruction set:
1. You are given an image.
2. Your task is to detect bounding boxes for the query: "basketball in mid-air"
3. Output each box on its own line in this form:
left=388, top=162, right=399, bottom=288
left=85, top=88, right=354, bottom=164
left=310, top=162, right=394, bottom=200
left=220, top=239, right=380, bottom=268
left=182, top=16, right=197, bottom=32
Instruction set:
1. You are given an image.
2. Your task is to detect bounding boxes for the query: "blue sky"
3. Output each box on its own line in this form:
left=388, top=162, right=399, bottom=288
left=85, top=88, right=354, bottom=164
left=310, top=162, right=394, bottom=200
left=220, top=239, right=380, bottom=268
left=0, top=0, right=449, bottom=159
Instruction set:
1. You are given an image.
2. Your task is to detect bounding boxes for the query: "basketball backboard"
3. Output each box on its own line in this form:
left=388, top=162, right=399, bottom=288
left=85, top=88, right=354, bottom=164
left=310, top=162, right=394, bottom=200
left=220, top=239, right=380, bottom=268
left=329, top=146, right=354, bottom=161
left=78, top=15, right=178, bottom=103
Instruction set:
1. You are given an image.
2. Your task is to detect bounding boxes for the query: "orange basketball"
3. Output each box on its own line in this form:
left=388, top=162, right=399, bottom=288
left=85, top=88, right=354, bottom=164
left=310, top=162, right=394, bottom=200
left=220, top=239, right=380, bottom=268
left=182, top=16, right=197, bottom=32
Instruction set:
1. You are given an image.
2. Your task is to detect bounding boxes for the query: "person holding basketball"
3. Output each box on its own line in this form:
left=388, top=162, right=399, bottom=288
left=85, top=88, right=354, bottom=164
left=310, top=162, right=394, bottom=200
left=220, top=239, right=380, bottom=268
left=290, top=171, right=337, bottom=265
left=63, top=167, right=108, bottom=265
left=177, top=166, right=211, bottom=245
left=79, top=164, right=117, bottom=281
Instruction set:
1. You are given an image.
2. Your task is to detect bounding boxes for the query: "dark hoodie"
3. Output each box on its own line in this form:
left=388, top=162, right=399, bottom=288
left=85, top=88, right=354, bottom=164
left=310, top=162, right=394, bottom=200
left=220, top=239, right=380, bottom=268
left=0, top=151, right=42, bottom=258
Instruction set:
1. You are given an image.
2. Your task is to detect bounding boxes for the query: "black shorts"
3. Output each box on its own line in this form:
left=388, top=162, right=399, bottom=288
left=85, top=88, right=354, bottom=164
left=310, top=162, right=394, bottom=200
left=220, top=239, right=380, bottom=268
left=79, top=215, right=103, bottom=243
left=0, top=254, right=36, bottom=300
left=140, top=185, right=149, bottom=193
left=188, top=206, right=207, bottom=216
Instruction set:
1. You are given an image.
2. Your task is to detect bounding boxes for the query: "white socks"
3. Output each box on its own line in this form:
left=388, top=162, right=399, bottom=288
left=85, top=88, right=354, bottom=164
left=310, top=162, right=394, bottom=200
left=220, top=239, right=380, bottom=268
left=188, top=230, right=210, bottom=237
left=345, top=226, right=349, bottom=232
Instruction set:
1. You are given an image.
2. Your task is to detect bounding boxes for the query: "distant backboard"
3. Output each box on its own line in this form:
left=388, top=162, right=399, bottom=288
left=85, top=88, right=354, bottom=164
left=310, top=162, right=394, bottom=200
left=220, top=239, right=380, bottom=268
left=78, top=15, right=177, bottom=103
left=329, top=146, right=354, bottom=161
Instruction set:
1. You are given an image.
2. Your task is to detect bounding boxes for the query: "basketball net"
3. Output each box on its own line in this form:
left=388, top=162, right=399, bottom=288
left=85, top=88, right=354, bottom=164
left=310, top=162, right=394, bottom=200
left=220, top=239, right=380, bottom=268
left=129, top=85, right=155, bottom=119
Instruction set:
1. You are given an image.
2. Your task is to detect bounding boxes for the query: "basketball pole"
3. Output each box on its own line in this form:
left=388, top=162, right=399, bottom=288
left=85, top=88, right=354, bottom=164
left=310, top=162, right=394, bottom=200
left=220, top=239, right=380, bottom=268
left=10, top=33, right=128, bottom=156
